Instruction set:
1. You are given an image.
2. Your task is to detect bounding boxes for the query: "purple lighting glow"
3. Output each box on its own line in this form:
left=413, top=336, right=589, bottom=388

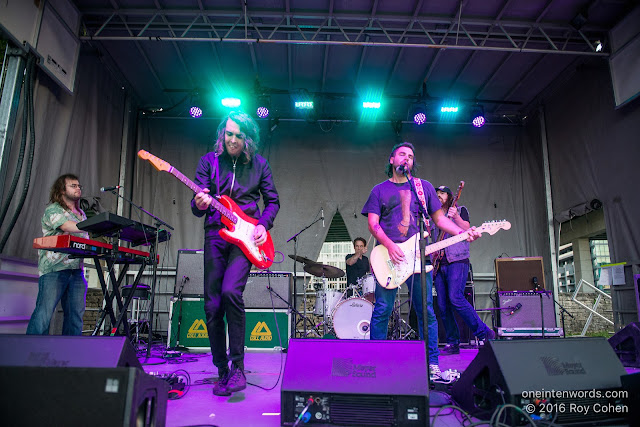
left=472, top=115, right=485, bottom=127
left=190, top=106, right=203, bottom=118
left=256, top=106, right=269, bottom=118
left=413, top=112, right=426, bottom=125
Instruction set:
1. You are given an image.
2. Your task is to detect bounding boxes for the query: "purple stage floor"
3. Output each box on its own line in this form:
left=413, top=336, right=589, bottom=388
left=138, top=344, right=486, bottom=427
left=138, top=341, right=636, bottom=427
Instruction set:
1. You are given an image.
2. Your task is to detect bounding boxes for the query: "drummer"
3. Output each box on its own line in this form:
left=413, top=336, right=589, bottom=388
left=345, top=237, right=370, bottom=296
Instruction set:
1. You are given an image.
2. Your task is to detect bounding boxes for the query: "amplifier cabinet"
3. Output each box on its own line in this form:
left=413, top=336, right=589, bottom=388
left=498, top=291, right=556, bottom=330
left=495, top=256, right=545, bottom=291
left=167, top=298, right=290, bottom=350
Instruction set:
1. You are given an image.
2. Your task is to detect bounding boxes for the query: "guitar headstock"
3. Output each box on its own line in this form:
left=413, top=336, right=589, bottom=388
left=138, top=150, right=171, bottom=172
left=478, top=220, right=511, bottom=235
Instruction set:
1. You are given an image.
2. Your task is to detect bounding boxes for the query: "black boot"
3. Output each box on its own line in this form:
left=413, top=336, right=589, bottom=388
left=213, top=366, right=231, bottom=396
left=226, top=362, right=246, bottom=393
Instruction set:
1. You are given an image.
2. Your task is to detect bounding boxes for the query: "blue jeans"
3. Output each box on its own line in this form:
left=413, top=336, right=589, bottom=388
left=434, top=262, right=491, bottom=343
left=26, top=269, right=87, bottom=335
left=370, top=272, right=439, bottom=365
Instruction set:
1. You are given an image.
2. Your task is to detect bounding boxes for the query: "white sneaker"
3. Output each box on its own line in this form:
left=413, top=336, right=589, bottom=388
left=429, top=364, right=441, bottom=381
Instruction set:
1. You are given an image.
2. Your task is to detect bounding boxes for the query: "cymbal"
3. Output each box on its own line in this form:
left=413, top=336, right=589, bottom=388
left=288, top=254, right=317, bottom=265
left=304, top=263, right=345, bottom=279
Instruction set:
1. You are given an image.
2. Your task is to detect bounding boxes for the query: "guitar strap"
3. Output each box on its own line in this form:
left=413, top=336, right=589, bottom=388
left=213, top=153, right=220, bottom=197
left=412, top=178, right=431, bottom=230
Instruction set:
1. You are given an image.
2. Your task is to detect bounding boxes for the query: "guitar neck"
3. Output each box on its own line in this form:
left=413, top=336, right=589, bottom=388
left=425, top=230, right=470, bottom=256
left=168, top=167, right=237, bottom=224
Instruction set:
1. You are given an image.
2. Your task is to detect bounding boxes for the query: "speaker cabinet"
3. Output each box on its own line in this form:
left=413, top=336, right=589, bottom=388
left=609, top=321, right=640, bottom=367
left=451, top=338, right=627, bottom=425
left=175, top=249, right=204, bottom=297
left=0, top=335, right=168, bottom=426
left=434, top=284, right=475, bottom=345
left=495, top=256, right=545, bottom=291
left=0, top=366, right=169, bottom=427
left=498, top=291, right=556, bottom=329
left=0, top=335, right=141, bottom=368
left=281, top=339, right=429, bottom=426
left=245, top=272, right=292, bottom=309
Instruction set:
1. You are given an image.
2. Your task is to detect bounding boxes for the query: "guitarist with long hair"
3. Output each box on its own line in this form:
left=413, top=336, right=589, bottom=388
left=192, top=111, right=280, bottom=396
left=362, top=142, right=480, bottom=381
left=432, top=186, right=494, bottom=356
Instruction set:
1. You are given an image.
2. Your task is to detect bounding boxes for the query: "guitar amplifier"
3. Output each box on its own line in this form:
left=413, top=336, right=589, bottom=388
left=175, top=249, right=204, bottom=297
left=498, top=291, right=556, bottom=330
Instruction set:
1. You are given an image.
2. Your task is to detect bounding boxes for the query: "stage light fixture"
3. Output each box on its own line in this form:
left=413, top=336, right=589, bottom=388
left=471, top=105, right=485, bottom=128
left=595, top=40, right=603, bottom=52
left=414, top=112, right=427, bottom=125
left=221, top=97, right=241, bottom=108
left=440, top=106, right=459, bottom=113
left=295, top=101, right=314, bottom=109
left=189, top=106, right=203, bottom=118
left=256, top=106, right=269, bottom=118
left=362, top=101, right=381, bottom=109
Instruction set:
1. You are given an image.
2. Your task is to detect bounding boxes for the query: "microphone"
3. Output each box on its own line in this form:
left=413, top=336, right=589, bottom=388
left=509, top=303, right=522, bottom=315
left=183, top=276, right=189, bottom=281
left=321, top=208, right=325, bottom=227
left=100, top=185, right=123, bottom=192
left=532, top=276, right=539, bottom=291
left=396, top=164, right=406, bottom=174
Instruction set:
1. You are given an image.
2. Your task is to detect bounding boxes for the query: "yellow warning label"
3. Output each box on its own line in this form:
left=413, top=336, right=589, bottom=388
left=187, top=319, right=208, bottom=339
left=250, top=321, right=272, bottom=341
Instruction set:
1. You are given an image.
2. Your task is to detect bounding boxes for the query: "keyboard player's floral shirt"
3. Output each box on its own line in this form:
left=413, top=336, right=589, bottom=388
left=38, top=203, right=89, bottom=276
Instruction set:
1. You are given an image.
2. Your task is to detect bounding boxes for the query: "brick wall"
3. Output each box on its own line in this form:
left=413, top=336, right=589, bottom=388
left=557, top=293, right=613, bottom=335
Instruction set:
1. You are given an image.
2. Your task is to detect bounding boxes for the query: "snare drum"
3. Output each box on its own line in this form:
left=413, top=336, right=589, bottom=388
left=313, top=289, right=343, bottom=317
left=332, top=297, right=373, bottom=339
left=357, top=273, right=376, bottom=303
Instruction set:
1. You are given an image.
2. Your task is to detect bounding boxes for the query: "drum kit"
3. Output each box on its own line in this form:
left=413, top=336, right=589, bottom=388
left=288, top=254, right=376, bottom=339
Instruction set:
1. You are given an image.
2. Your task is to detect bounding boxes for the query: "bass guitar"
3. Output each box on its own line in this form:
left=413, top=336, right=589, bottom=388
left=370, top=220, right=511, bottom=289
left=138, top=150, right=275, bottom=269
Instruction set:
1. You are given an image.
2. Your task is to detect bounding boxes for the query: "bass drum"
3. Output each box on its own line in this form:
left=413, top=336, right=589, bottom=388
left=331, top=297, right=373, bottom=339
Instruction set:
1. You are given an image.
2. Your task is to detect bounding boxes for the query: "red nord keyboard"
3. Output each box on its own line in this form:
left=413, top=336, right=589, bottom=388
left=33, top=235, right=151, bottom=264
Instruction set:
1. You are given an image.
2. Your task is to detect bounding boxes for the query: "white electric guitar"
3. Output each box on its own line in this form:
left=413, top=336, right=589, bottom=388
left=370, top=220, right=511, bottom=289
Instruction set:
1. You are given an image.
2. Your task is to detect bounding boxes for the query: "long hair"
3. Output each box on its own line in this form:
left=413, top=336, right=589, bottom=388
left=50, top=174, right=80, bottom=211
left=385, top=141, right=419, bottom=177
left=213, top=111, right=260, bottom=164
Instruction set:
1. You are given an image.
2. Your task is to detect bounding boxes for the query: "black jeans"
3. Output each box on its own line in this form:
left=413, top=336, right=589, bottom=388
left=204, top=233, right=252, bottom=369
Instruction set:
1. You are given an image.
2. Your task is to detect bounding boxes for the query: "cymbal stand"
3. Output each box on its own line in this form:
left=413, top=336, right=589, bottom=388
left=286, top=213, right=323, bottom=337
left=267, top=284, right=321, bottom=338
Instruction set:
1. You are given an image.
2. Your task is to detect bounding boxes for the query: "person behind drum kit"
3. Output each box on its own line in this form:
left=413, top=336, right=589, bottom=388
left=432, top=186, right=495, bottom=355
left=345, top=237, right=370, bottom=297
left=362, top=142, right=481, bottom=381
left=192, top=111, right=280, bottom=396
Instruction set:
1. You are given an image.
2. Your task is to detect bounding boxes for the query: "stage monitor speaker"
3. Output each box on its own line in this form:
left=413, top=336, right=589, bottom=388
left=495, top=256, right=545, bottom=291
left=245, top=272, right=292, bottom=309
left=175, top=249, right=204, bottom=297
left=434, top=285, right=475, bottom=345
left=451, top=338, right=627, bottom=425
left=609, top=321, right=640, bottom=367
left=0, top=366, right=169, bottom=427
left=498, top=291, right=556, bottom=329
left=0, top=335, right=141, bottom=369
left=281, top=339, right=429, bottom=426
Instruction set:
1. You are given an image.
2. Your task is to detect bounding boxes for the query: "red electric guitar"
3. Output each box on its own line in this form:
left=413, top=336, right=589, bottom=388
left=138, top=150, right=275, bottom=269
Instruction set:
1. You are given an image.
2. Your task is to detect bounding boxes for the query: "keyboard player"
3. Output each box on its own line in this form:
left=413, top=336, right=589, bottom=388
left=27, top=174, right=89, bottom=336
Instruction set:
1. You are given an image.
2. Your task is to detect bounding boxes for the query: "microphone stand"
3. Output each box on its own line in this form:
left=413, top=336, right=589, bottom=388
left=171, top=276, right=189, bottom=351
left=106, top=189, right=174, bottom=359
left=286, top=213, right=323, bottom=338
left=403, top=169, right=431, bottom=389
left=553, top=298, right=574, bottom=338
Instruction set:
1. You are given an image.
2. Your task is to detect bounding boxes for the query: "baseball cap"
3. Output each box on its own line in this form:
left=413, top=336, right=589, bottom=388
left=436, top=186, right=453, bottom=197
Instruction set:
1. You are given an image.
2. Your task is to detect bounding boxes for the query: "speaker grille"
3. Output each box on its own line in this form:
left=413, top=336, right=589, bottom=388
left=330, top=395, right=395, bottom=425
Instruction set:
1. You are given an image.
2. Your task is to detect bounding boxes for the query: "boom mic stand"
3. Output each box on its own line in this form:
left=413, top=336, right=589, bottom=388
left=286, top=213, right=323, bottom=337
left=106, top=188, right=174, bottom=360
left=170, top=276, right=189, bottom=351
left=403, top=170, right=431, bottom=392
